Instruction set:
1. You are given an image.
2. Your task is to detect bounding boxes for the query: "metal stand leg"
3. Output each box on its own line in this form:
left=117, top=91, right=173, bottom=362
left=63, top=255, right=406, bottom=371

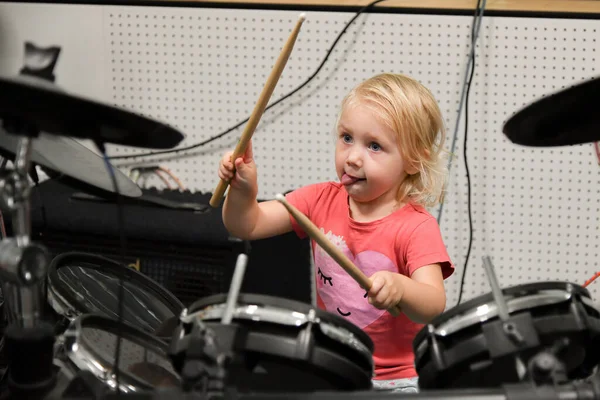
left=0, top=133, right=54, bottom=397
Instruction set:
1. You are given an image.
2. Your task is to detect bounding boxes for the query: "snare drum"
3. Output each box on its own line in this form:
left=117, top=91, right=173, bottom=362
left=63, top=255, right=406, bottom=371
left=173, top=293, right=374, bottom=392
left=47, top=252, right=184, bottom=338
left=413, top=281, right=600, bottom=389
left=57, top=314, right=180, bottom=393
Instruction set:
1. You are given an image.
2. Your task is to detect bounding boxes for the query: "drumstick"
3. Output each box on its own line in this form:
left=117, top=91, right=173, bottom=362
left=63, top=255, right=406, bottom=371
left=209, top=13, right=307, bottom=208
left=274, top=194, right=402, bottom=317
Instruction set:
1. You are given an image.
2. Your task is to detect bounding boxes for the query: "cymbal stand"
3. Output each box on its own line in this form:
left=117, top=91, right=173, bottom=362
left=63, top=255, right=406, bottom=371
left=0, top=130, right=54, bottom=397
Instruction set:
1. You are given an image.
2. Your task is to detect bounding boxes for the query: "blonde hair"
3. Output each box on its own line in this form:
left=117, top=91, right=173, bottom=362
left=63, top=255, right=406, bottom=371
left=339, top=73, right=448, bottom=208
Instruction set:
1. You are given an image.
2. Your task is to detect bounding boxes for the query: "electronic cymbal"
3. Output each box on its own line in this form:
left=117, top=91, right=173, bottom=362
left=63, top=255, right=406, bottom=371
left=0, top=74, right=184, bottom=149
left=0, top=129, right=142, bottom=198
left=503, top=76, right=600, bottom=147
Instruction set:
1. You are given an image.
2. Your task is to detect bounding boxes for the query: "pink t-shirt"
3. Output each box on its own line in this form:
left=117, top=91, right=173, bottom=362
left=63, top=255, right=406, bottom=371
left=286, top=182, right=454, bottom=380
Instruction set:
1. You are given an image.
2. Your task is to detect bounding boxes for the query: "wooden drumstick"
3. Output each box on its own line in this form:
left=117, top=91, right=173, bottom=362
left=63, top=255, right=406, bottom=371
left=274, top=194, right=402, bottom=317
left=209, top=13, right=307, bottom=208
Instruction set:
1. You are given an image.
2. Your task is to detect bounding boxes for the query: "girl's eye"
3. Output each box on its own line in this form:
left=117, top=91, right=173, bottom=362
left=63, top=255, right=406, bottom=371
left=369, top=142, right=382, bottom=152
left=342, top=134, right=353, bottom=144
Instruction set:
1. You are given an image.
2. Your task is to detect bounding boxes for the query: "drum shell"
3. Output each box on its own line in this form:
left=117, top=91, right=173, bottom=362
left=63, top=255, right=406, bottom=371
left=178, top=293, right=374, bottom=392
left=413, top=281, right=600, bottom=389
left=58, top=313, right=180, bottom=393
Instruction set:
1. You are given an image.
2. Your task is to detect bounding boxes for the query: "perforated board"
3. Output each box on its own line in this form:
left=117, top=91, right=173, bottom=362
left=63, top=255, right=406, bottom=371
left=0, top=2, right=598, bottom=309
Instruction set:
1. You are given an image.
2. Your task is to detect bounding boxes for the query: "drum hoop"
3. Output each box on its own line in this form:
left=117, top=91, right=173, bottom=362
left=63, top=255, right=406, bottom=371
left=436, top=290, right=573, bottom=336
left=185, top=303, right=373, bottom=364
left=48, top=252, right=184, bottom=318
left=317, top=322, right=374, bottom=367
left=63, top=314, right=178, bottom=392
left=189, top=293, right=373, bottom=352
left=414, top=282, right=592, bottom=345
left=47, top=284, right=74, bottom=319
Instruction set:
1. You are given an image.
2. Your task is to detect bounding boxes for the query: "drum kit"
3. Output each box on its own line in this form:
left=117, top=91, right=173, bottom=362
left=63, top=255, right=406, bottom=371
left=0, top=29, right=599, bottom=400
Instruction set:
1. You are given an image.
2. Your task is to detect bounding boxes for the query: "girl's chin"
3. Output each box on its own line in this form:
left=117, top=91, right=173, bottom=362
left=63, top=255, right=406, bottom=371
left=344, top=187, right=373, bottom=203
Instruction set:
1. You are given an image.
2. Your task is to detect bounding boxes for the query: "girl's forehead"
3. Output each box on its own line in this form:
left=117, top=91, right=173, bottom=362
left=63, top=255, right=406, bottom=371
left=339, top=102, right=391, bottom=129
left=340, top=101, right=375, bottom=119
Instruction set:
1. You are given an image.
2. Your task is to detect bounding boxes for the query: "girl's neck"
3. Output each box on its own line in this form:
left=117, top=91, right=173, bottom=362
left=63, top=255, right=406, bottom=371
left=348, top=196, right=405, bottom=223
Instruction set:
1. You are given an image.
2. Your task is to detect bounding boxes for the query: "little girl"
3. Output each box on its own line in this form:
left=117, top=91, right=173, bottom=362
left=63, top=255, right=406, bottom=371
left=218, top=73, right=454, bottom=393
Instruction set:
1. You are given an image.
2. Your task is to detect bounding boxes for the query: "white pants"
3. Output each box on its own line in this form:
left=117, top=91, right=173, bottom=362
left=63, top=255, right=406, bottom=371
left=371, top=377, right=419, bottom=393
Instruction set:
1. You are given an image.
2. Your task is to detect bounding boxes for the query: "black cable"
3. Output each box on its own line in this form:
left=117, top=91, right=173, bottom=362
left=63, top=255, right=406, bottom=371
left=456, top=0, right=484, bottom=306
left=98, top=143, right=127, bottom=394
left=109, top=0, right=387, bottom=161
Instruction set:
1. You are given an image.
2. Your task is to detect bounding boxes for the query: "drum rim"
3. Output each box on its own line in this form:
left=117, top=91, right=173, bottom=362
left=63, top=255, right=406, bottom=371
left=63, top=313, right=179, bottom=392
left=413, top=281, right=590, bottom=347
left=48, top=251, right=184, bottom=323
left=188, top=293, right=374, bottom=352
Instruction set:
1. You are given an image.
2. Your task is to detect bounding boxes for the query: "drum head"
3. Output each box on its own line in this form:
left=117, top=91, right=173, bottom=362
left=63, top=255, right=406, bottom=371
left=63, top=314, right=179, bottom=392
left=190, top=293, right=373, bottom=352
left=187, top=293, right=374, bottom=392
left=48, top=252, right=183, bottom=336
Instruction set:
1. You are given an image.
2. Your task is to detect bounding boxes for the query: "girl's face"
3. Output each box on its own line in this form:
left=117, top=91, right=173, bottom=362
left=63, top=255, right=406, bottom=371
left=335, top=101, right=410, bottom=209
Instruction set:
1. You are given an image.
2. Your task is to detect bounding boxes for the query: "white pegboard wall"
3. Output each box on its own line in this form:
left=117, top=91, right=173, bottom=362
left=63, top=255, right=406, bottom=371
left=0, top=3, right=107, bottom=99
left=102, top=7, right=600, bottom=307
left=0, top=3, right=599, bottom=309
left=105, top=9, right=480, bottom=195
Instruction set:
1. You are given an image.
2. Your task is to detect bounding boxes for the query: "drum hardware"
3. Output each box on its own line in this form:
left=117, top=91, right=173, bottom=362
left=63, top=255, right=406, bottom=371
left=0, top=42, right=62, bottom=397
left=172, top=292, right=374, bottom=394
left=0, top=75, right=184, bottom=150
left=414, top=278, right=600, bottom=390
left=481, top=256, right=529, bottom=380
left=220, top=254, right=248, bottom=326
left=0, top=130, right=143, bottom=198
left=168, top=233, right=374, bottom=395
left=169, top=253, right=250, bottom=398
left=54, top=369, right=110, bottom=400
left=525, top=340, right=569, bottom=386
left=481, top=256, right=584, bottom=387
left=0, top=43, right=141, bottom=197
left=56, top=314, right=180, bottom=394
left=0, top=126, right=56, bottom=396
left=0, top=30, right=598, bottom=400
left=46, top=252, right=184, bottom=339
left=0, top=41, right=186, bottom=399
left=42, top=368, right=600, bottom=399
left=69, top=192, right=209, bottom=213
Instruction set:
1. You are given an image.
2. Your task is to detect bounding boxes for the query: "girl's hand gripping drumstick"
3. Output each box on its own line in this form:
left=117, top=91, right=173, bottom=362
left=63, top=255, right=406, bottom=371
left=275, top=194, right=402, bottom=317
left=209, top=14, right=306, bottom=208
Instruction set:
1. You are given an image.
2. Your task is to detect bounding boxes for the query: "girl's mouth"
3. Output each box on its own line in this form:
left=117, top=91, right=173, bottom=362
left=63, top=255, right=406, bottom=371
left=341, top=173, right=365, bottom=186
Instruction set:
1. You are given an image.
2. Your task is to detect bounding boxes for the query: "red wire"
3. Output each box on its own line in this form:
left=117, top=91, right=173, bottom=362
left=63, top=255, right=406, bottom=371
left=594, top=142, right=600, bottom=165
left=583, top=272, right=600, bottom=288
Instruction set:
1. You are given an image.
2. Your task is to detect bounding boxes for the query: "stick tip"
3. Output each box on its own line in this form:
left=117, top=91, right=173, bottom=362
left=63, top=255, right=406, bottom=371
left=275, top=193, right=286, bottom=202
left=299, top=12, right=307, bottom=22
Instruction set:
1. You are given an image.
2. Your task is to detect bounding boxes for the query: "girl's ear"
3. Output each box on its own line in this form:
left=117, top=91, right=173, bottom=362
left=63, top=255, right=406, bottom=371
left=405, top=164, right=419, bottom=175
left=405, top=149, right=429, bottom=175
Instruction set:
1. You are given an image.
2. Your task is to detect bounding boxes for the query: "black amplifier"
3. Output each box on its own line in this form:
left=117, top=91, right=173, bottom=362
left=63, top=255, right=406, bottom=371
left=23, top=178, right=312, bottom=306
